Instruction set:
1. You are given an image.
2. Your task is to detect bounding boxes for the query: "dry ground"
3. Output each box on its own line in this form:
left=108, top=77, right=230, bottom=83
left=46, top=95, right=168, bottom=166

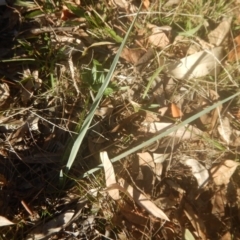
left=1, top=0, right=240, bottom=239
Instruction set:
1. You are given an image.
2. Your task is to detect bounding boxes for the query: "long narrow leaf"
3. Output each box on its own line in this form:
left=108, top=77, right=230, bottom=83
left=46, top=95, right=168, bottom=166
left=64, top=4, right=143, bottom=173
left=83, top=91, right=240, bottom=177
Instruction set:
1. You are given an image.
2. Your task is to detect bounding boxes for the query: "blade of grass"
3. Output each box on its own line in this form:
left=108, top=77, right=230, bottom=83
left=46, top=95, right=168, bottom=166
left=63, top=3, right=143, bottom=175
left=0, top=59, right=35, bottom=62
left=82, top=91, right=240, bottom=177
left=61, top=97, right=90, bottom=164
left=179, top=22, right=203, bottom=37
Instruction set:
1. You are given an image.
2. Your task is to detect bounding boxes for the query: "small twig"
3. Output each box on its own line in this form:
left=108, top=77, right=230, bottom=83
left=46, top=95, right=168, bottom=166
left=67, top=53, right=80, bottom=95
left=21, top=200, right=34, bottom=216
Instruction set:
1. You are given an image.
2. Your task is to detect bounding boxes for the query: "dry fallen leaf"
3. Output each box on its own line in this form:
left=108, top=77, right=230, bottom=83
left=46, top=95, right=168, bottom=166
left=163, top=0, right=180, bottom=8
left=118, top=178, right=170, bottom=221
left=199, top=89, right=221, bottom=132
left=113, top=0, right=129, bottom=9
left=100, top=151, right=120, bottom=200
left=171, top=103, right=183, bottom=118
left=220, top=232, right=232, bottom=240
left=211, top=188, right=226, bottom=217
left=147, top=24, right=171, bottom=48
left=0, top=216, right=15, bottom=226
left=26, top=210, right=75, bottom=240
left=137, top=152, right=156, bottom=193
left=155, top=163, right=163, bottom=181
left=143, top=122, right=202, bottom=141
left=153, top=153, right=169, bottom=163
left=172, top=35, right=203, bottom=56
left=184, top=202, right=207, bottom=240
left=120, top=47, right=144, bottom=64
left=181, top=158, right=209, bottom=188
left=217, top=117, right=232, bottom=145
left=144, top=110, right=161, bottom=122
left=167, top=47, right=224, bottom=80
left=210, top=160, right=240, bottom=185
left=134, top=48, right=155, bottom=73
left=118, top=200, right=149, bottom=226
left=228, top=35, right=240, bottom=62
left=111, top=112, right=144, bottom=133
left=208, top=17, right=232, bottom=46
left=158, top=106, right=168, bottom=116
left=183, top=229, right=196, bottom=240
left=143, top=0, right=150, bottom=9
left=137, top=152, right=155, bottom=169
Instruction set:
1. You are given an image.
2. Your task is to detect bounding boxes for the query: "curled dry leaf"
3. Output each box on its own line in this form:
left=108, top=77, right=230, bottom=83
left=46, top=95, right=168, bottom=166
left=0, top=216, right=15, bottom=226
left=100, top=151, right=120, bottom=200
left=210, top=160, right=240, bottom=185
left=118, top=178, right=170, bottom=221
left=167, top=47, right=223, bottom=80
left=181, top=158, right=209, bottom=188
left=208, top=17, right=232, bottom=46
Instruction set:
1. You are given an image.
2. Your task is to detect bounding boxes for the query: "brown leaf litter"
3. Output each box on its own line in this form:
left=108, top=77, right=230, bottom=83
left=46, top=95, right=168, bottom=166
left=1, top=0, right=240, bottom=239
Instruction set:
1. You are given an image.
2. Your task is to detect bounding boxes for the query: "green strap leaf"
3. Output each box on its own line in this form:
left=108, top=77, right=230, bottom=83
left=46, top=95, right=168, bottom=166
left=64, top=3, right=143, bottom=174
